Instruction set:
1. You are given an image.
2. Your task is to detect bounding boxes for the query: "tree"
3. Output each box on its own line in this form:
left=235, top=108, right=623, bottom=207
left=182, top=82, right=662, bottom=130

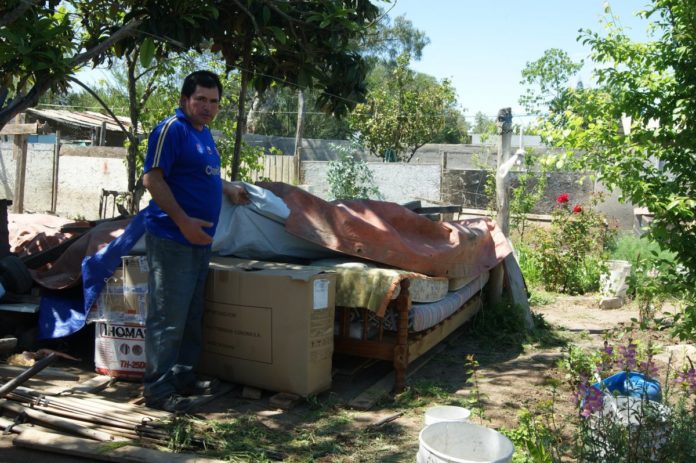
left=519, top=48, right=584, bottom=115
left=362, top=14, right=430, bottom=63
left=471, top=111, right=497, bottom=137
left=245, top=11, right=431, bottom=143
left=207, top=1, right=381, bottom=179
left=2, top=1, right=383, bottom=182
left=349, top=53, right=459, bottom=161
left=538, top=1, right=696, bottom=338
left=0, top=0, right=218, bottom=130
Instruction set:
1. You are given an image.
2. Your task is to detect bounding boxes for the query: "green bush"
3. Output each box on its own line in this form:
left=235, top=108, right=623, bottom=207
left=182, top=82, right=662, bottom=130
left=534, top=193, right=615, bottom=295
left=326, top=144, right=381, bottom=200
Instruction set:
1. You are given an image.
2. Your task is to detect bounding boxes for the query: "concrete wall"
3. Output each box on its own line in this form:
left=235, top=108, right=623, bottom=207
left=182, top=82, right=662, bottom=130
left=441, top=168, right=595, bottom=213
left=54, top=153, right=132, bottom=219
left=0, top=135, right=637, bottom=229
left=0, top=141, right=133, bottom=219
left=302, top=161, right=441, bottom=205
left=0, top=142, right=56, bottom=210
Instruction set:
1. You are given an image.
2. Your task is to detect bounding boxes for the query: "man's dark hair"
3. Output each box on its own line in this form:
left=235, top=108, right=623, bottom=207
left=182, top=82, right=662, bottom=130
left=181, top=70, right=223, bottom=98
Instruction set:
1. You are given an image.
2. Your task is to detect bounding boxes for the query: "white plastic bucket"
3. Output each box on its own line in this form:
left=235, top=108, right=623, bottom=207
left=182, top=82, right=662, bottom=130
left=417, top=421, right=514, bottom=463
left=424, top=406, right=471, bottom=426
left=601, top=260, right=632, bottom=298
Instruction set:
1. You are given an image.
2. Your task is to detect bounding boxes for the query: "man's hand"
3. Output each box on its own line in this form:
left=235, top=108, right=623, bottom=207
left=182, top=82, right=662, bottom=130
left=177, top=216, right=214, bottom=245
left=223, top=181, right=250, bottom=205
left=144, top=168, right=214, bottom=245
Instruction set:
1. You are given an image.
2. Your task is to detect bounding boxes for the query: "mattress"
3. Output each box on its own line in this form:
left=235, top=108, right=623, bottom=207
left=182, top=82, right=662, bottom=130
left=312, top=260, right=449, bottom=315
left=336, top=270, right=489, bottom=338
left=386, top=270, right=490, bottom=332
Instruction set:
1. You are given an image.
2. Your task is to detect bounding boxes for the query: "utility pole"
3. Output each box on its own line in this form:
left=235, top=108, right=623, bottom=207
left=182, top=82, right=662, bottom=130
left=494, top=107, right=534, bottom=330
left=495, top=107, right=513, bottom=236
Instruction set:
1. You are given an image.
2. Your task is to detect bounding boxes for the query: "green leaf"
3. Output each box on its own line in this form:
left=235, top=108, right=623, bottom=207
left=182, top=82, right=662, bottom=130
left=269, top=27, right=286, bottom=44
left=139, top=38, right=155, bottom=68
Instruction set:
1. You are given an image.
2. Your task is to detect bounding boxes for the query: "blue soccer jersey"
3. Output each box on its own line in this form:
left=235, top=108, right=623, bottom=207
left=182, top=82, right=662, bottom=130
left=143, top=108, right=222, bottom=246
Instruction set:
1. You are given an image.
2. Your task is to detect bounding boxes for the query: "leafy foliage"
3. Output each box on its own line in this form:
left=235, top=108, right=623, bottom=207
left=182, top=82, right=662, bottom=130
left=349, top=53, right=459, bottom=161
left=535, top=1, right=696, bottom=337
left=533, top=194, right=616, bottom=295
left=0, top=0, right=216, bottom=128
left=519, top=48, right=584, bottom=116
left=326, top=144, right=381, bottom=200
left=509, top=148, right=548, bottom=241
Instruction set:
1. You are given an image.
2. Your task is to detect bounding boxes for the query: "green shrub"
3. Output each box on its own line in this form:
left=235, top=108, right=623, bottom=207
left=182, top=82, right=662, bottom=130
left=534, top=193, right=616, bottom=295
left=326, top=144, right=381, bottom=200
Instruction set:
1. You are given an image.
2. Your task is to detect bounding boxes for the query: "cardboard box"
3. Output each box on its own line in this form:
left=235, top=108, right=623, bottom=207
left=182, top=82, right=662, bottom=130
left=200, top=257, right=336, bottom=397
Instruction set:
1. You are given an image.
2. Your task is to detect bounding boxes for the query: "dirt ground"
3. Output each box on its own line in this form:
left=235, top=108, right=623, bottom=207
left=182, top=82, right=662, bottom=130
left=1, top=294, right=693, bottom=462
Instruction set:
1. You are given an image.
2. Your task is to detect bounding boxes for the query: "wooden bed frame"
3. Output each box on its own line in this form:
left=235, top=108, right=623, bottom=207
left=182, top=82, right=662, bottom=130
left=333, top=273, right=491, bottom=393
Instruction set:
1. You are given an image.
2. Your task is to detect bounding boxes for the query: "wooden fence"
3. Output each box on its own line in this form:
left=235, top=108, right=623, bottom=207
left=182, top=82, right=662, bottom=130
left=250, top=154, right=296, bottom=183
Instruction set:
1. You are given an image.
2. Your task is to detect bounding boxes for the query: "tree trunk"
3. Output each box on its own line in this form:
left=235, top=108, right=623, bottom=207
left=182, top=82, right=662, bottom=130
left=293, top=90, right=305, bottom=184
left=126, top=54, right=139, bottom=207
left=231, top=69, right=249, bottom=181
left=246, top=92, right=262, bottom=134
left=231, top=35, right=253, bottom=181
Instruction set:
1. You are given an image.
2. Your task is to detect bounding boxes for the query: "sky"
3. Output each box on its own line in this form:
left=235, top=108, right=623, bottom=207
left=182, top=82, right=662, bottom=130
left=382, top=0, right=652, bottom=122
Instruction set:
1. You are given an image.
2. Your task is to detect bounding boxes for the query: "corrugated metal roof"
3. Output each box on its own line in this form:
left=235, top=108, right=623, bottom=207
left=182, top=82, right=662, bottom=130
left=25, top=108, right=140, bottom=133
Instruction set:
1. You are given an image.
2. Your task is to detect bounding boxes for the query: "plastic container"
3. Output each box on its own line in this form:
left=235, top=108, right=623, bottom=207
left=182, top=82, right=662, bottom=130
left=424, top=405, right=471, bottom=426
left=592, top=371, right=662, bottom=402
left=417, top=421, right=514, bottom=463
left=590, top=395, right=671, bottom=459
left=600, top=260, right=632, bottom=298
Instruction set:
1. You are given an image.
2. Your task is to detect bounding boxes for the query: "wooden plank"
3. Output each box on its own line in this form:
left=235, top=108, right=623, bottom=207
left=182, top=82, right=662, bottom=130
left=14, top=428, right=228, bottom=463
left=407, top=297, right=482, bottom=361
left=46, top=375, right=114, bottom=396
left=0, top=354, right=57, bottom=398
left=458, top=207, right=552, bottom=222
left=348, top=370, right=395, bottom=410
left=348, top=297, right=483, bottom=410
left=0, top=364, right=80, bottom=381
left=59, top=145, right=126, bottom=158
left=0, top=122, right=38, bottom=135
left=12, top=114, right=27, bottom=213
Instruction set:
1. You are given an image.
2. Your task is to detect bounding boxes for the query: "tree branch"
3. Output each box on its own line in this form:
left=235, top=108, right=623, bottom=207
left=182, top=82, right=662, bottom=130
left=67, top=76, right=132, bottom=140
left=71, top=19, right=143, bottom=68
left=0, top=0, right=40, bottom=28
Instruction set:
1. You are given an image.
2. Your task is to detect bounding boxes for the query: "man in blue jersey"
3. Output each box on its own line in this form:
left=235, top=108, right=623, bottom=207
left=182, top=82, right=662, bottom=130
left=142, top=70, right=246, bottom=412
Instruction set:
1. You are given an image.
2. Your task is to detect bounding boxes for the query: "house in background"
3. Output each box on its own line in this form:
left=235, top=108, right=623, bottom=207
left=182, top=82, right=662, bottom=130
left=22, top=108, right=137, bottom=146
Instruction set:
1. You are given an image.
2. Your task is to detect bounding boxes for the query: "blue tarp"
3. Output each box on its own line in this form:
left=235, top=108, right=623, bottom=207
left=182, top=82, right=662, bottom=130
left=38, top=209, right=146, bottom=339
left=38, top=182, right=336, bottom=339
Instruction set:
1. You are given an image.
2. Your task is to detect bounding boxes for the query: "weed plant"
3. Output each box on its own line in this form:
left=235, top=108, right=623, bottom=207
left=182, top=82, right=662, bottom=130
left=505, top=338, right=696, bottom=462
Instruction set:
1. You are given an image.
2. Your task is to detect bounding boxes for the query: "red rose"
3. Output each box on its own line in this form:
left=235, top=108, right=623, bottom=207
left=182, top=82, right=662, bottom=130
left=572, top=204, right=583, bottom=213
left=556, top=193, right=570, bottom=204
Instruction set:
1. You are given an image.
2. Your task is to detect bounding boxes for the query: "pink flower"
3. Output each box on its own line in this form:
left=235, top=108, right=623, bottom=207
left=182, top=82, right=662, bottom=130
left=556, top=193, right=570, bottom=204
left=572, top=204, right=583, bottom=213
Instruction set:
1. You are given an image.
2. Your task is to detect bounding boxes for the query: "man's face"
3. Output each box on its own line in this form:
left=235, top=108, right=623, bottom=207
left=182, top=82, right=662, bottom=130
left=180, top=85, right=220, bottom=129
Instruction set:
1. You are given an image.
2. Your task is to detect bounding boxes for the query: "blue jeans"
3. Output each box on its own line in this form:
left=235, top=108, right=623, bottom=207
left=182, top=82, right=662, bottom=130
left=143, top=232, right=211, bottom=404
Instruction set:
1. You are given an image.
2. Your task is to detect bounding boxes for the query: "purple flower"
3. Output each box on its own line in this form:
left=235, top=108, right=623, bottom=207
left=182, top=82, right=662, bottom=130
left=618, top=343, right=638, bottom=371
left=580, top=386, right=604, bottom=418
left=598, top=341, right=615, bottom=373
left=675, top=368, right=696, bottom=393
